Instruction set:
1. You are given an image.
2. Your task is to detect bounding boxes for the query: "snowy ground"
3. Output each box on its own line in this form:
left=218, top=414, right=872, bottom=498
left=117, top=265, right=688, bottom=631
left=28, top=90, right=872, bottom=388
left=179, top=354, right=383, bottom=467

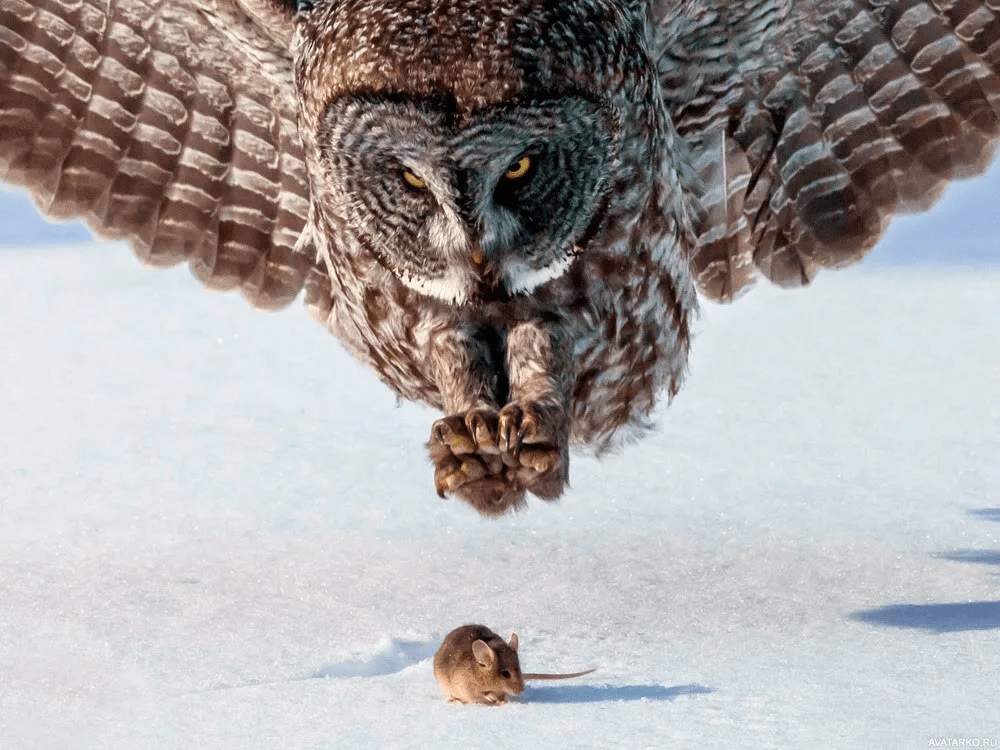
left=0, top=174, right=998, bottom=748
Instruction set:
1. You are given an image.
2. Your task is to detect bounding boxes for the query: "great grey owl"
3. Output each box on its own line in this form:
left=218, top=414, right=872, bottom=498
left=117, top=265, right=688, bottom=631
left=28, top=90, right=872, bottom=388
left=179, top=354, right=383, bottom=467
left=2, top=0, right=998, bottom=516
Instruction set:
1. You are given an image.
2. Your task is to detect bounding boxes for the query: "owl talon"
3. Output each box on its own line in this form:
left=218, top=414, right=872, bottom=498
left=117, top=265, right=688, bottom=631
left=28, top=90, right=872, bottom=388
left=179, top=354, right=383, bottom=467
left=497, top=401, right=568, bottom=500
left=436, top=455, right=489, bottom=495
left=466, top=409, right=497, bottom=447
left=433, top=416, right=477, bottom=455
left=429, top=402, right=568, bottom=515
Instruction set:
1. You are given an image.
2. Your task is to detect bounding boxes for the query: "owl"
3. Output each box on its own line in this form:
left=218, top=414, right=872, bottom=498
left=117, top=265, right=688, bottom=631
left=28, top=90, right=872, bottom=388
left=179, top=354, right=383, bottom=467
left=2, top=0, right=998, bottom=516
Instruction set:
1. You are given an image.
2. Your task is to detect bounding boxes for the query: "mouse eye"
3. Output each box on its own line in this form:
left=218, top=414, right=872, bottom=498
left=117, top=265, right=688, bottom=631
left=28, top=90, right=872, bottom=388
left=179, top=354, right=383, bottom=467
left=501, top=670, right=511, bottom=679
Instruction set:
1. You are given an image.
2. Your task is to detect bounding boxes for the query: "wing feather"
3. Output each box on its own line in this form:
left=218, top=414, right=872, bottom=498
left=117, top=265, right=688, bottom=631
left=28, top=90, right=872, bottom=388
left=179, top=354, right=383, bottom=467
left=0, top=0, right=316, bottom=310
left=653, top=0, right=1000, bottom=301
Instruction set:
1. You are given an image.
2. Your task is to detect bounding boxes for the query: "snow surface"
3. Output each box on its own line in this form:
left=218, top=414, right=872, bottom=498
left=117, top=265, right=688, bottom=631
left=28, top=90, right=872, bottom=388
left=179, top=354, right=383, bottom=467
left=1, top=172, right=999, bottom=748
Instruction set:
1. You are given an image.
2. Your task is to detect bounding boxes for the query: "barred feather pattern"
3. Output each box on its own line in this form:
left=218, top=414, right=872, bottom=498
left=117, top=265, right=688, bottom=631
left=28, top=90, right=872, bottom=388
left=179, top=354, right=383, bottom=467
left=652, top=0, right=1000, bottom=301
left=1, top=0, right=998, bottom=516
left=0, top=0, right=317, bottom=309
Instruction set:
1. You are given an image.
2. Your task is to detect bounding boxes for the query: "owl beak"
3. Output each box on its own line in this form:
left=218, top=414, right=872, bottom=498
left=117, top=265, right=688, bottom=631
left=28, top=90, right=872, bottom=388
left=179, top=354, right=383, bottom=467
left=466, top=245, right=508, bottom=302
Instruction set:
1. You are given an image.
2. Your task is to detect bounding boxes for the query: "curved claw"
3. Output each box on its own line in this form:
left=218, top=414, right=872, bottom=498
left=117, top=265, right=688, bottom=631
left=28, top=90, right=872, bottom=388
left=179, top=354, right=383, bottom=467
left=434, top=454, right=488, bottom=497
left=497, top=403, right=549, bottom=462
left=466, top=409, right=498, bottom=450
left=428, top=402, right=568, bottom=515
left=496, top=401, right=568, bottom=500
left=466, top=409, right=503, bottom=475
left=497, top=404, right=524, bottom=464
left=433, top=417, right=477, bottom=456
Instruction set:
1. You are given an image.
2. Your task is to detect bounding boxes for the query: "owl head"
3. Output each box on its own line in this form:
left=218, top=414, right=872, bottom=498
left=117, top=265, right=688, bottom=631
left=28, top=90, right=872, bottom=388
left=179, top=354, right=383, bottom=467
left=294, top=0, right=661, bottom=305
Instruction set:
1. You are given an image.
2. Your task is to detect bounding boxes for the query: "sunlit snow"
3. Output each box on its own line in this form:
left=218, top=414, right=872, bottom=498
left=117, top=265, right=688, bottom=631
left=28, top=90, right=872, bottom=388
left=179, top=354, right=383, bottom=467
left=1, top=166, right=998, bottom=747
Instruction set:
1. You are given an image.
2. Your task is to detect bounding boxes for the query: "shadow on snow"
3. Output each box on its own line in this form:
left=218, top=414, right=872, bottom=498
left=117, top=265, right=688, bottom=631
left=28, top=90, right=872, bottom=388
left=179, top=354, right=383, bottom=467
left=853, top=509, right=1000, bottom=631
left=935, top=549, right=1000, bottom=566
left=851, top=602, right=1000, bottom=632
left=967, top=508, right=1000, bottom=522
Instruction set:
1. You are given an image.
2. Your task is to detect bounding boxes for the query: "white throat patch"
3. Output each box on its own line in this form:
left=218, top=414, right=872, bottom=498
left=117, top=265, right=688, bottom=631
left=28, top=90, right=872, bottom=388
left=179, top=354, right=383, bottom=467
left=502, top=249, right=578, bottom=295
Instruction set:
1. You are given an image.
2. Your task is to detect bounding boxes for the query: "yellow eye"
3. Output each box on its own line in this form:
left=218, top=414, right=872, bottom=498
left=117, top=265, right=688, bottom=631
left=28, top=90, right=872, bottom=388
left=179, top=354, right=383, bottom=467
left=403, top=170, right=426, bottom=189
left=504, top=156, right=531, bottom=180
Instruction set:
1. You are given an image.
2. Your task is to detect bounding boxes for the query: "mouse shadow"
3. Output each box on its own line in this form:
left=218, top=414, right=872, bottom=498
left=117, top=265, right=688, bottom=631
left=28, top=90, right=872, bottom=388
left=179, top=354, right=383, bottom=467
left=521, top=682, right=713, bottom=704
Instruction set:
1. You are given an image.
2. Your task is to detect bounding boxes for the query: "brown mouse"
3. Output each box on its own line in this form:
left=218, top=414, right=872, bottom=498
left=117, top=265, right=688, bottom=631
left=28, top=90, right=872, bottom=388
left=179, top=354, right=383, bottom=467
left=433, top=624, right=596, bottom=705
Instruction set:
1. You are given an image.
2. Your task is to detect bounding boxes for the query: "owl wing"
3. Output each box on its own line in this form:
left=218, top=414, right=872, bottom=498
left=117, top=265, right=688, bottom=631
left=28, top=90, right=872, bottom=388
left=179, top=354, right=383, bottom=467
left=653, top=0, right=1000, bottom=302
left=0, top=0, right=317, bottom=310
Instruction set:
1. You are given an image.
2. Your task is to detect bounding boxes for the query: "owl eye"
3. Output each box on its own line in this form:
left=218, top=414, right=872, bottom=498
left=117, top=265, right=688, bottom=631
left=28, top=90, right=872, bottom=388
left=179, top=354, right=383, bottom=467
left=504, top=155, right=532, bottom=181
left=402, top=170, right=426, bottom=190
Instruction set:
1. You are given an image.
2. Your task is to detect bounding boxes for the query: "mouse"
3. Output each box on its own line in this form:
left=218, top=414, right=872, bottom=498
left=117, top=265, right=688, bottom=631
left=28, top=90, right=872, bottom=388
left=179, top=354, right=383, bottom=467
left=433, top=624, right=596, bottom=705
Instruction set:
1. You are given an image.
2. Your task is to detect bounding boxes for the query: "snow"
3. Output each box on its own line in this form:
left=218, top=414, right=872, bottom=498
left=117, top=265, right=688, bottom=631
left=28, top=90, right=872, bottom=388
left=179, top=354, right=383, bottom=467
left=1, top=171, right=998, bottom=748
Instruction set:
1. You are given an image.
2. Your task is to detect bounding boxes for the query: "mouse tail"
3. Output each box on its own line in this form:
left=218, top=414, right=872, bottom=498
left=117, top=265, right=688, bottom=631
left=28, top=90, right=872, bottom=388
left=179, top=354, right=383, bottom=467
left=522, top=668, right=596, bottom=680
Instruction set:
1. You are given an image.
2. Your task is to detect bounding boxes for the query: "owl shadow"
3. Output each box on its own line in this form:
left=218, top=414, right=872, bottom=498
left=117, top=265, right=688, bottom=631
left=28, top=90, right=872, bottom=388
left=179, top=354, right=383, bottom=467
left=850, top=508, right=1000, bottom=633
left=966, top=508, right=1000, bottom=523
left=521, top=682, right=713, bottom=704
left=850, top=601, right=1000, bottom=632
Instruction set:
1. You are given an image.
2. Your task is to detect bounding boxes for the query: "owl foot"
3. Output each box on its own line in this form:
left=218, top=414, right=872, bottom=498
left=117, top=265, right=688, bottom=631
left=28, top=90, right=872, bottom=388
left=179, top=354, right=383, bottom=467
left=428, top=403, right=568, bottom=517
left=429, top=409, right=524, bottom=516
left=496, top=401, right=569, bottom=501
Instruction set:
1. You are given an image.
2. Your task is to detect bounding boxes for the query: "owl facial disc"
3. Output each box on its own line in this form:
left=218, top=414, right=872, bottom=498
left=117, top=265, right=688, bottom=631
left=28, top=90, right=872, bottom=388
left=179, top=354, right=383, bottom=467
left=319, top=96, right=615, bottom=305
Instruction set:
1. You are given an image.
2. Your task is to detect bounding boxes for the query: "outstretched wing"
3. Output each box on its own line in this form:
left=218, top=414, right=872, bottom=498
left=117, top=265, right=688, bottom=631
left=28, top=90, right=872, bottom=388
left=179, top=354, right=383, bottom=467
left=652, top=0, right=1000, bottom=301
left=0, top=0, right=316, bottom=310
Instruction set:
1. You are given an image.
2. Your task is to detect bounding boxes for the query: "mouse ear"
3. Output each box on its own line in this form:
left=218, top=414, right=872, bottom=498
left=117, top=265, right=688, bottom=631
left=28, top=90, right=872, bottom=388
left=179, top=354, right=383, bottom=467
left=472, top=639, right=496, bottom=667
left=509, top=633, right=518, bottom=652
